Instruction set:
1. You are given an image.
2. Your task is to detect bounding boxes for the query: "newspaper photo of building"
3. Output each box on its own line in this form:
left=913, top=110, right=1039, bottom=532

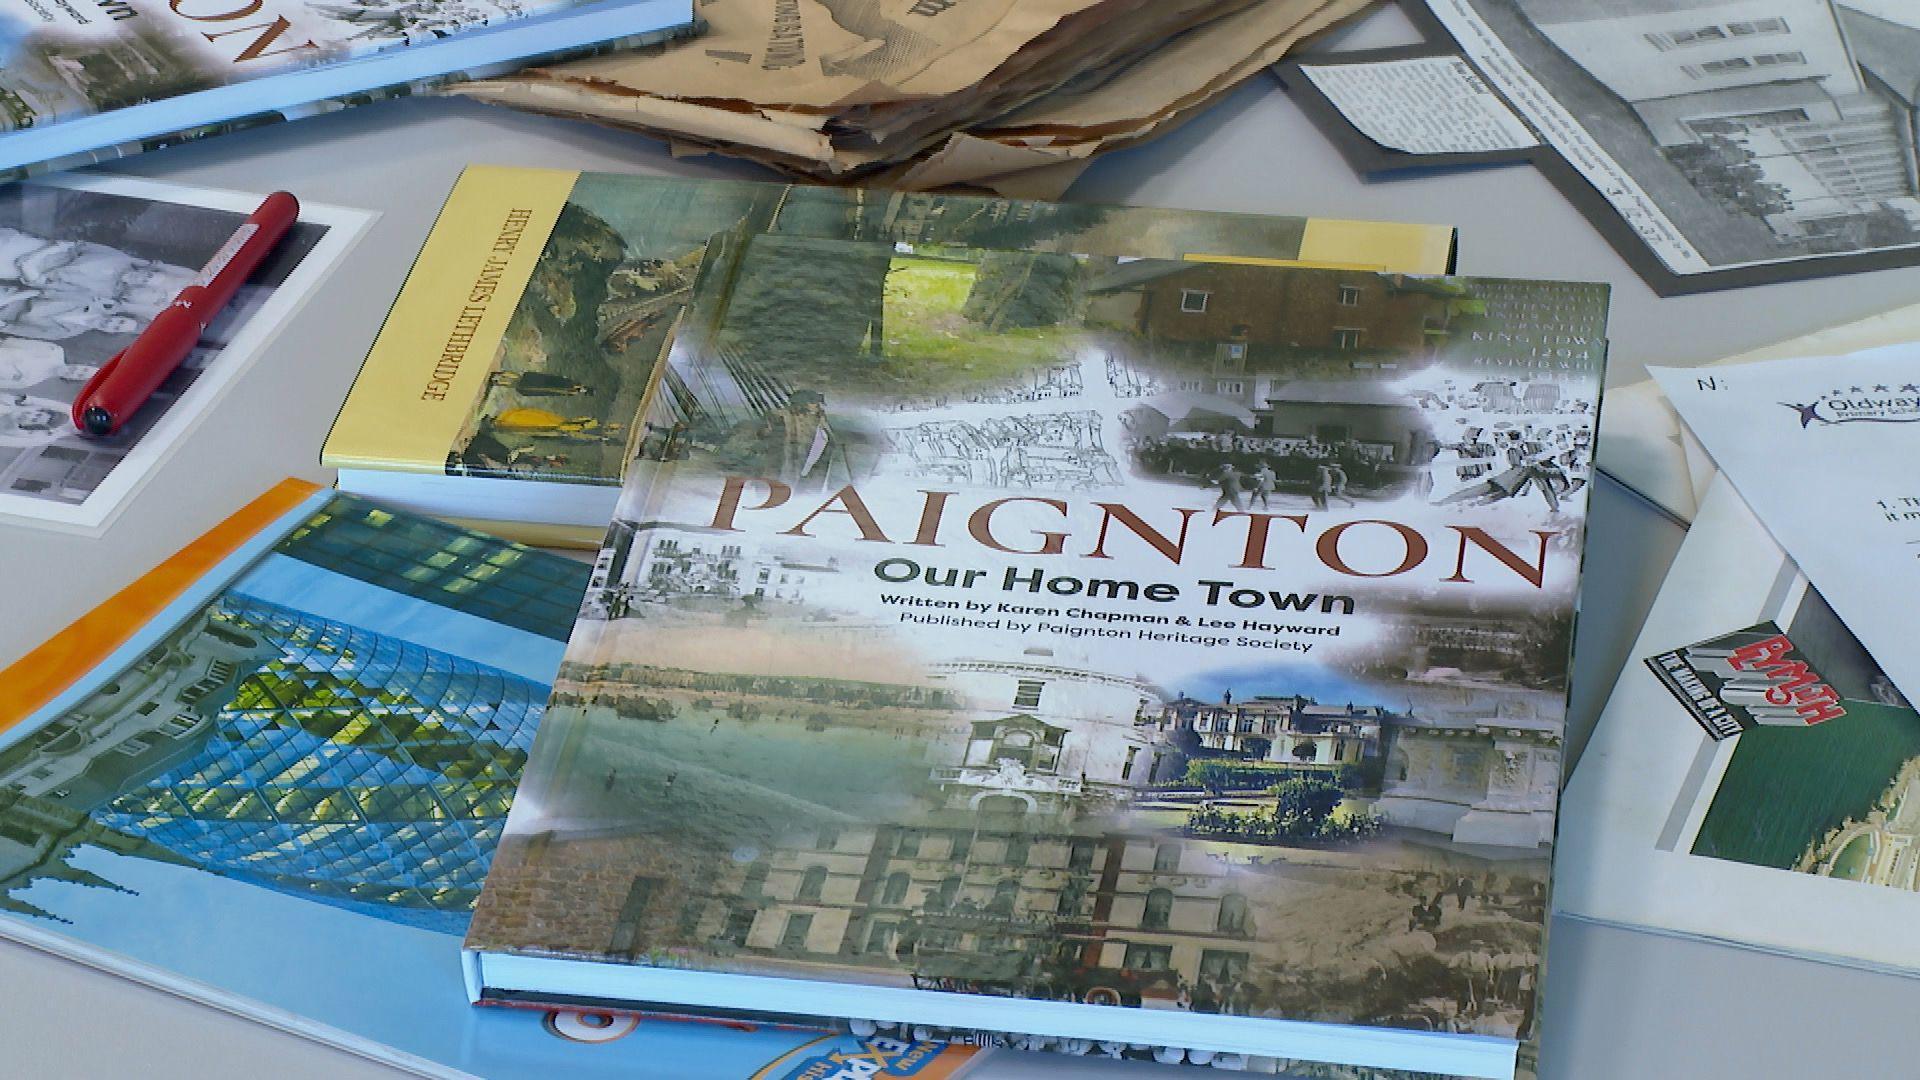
left=1527, top=0, right=1920, bottom=242
left=1433, top=0, right=1920, bottom=275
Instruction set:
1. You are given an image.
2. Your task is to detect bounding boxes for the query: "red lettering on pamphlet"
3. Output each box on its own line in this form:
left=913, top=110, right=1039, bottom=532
left=1729, top=635, right=1794, bottom=672
left=1729, top=634, right=1848, bottom=725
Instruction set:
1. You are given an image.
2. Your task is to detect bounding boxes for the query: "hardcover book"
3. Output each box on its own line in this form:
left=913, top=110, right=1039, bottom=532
left=0, top=0, right=694, bottom=179
left=462, top=235, right=1610, bottom=1078
left=320, top=166, right=1458, bottom=547
left=0, top=478, right=977, bottom=1078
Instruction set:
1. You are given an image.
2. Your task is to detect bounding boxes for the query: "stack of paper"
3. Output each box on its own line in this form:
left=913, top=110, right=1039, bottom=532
left=1558, top=344, right=1920, bottom=977
left=447, top=0, right=1371, bottom=198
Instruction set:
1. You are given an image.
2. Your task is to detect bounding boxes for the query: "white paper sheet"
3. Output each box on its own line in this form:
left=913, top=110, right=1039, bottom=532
left=1558, top=476, right=1920, bottom=975
left=1653, top=348, right=1920, bottom=706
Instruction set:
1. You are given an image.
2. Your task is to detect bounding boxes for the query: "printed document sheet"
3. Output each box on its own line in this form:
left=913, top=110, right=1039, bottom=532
left=1654, top=349, right=1920, bottom=706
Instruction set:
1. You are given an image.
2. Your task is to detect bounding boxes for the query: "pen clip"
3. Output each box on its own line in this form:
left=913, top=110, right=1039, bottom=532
left=70, top=348, right=124, bottom=435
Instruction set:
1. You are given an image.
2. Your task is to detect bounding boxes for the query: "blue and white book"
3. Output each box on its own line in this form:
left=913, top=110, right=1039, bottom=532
left=0, top=478, right=979, bottom=1079
left=0, top=0, right=695, bottom=179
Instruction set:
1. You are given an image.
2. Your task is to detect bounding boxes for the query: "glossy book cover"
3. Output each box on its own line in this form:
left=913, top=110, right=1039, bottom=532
left=324, top=167, right=1456, bottom=491
left=0, top=480, right=976, bottom=1078
left=467, top=238, right=1609, bottom=1077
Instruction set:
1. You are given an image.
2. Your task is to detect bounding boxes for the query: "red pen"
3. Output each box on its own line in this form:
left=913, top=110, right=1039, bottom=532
left=71, top=190, right=300, bottom=436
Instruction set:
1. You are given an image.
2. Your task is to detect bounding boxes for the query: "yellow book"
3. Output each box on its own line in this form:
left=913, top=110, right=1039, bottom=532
left=324, top=166, right=1456, bottom=547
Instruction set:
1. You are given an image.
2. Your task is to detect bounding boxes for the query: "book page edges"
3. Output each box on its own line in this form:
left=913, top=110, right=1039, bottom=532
left=1295, top=218, right=1456, bottom=273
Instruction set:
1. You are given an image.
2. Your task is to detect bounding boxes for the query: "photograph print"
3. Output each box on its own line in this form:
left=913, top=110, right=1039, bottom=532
left=1408, top=0, right=1920, bottom=288
left=0, top=175, right=360, bottom=529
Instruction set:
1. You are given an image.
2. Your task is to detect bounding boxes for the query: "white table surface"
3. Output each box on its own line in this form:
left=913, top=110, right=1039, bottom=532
left=5, top=6, right=1920, bottom=1078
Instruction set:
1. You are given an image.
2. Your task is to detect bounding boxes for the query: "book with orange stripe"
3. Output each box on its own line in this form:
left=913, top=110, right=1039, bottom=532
left=0, top=479, right=319, bottom=729
left=0, top=481, right=975, bottom=1079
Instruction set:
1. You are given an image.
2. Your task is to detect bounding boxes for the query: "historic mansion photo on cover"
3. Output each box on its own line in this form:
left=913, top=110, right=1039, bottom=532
left=467, top=244, right=1609, bottom=1046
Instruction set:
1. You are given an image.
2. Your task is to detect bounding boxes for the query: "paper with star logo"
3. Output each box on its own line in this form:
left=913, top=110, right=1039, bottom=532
left=1653, top=346, right=1920, bottom=710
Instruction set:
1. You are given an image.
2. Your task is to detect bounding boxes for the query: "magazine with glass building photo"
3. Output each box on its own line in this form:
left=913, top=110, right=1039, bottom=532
left=0, top=480, right=987, bottom=1079
left=466, top=239, right=1609, bottom=1079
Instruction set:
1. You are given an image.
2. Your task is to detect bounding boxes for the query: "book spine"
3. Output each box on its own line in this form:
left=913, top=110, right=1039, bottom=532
left=0, top=111, right=295, bottom=186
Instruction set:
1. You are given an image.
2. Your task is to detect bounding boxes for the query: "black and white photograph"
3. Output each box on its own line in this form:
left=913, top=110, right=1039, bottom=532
left=1423, top=0, right=1920, bottom=284
left=0, top=176, right=363, bottom=529
left=885, top=411, right=1121, bottom=493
